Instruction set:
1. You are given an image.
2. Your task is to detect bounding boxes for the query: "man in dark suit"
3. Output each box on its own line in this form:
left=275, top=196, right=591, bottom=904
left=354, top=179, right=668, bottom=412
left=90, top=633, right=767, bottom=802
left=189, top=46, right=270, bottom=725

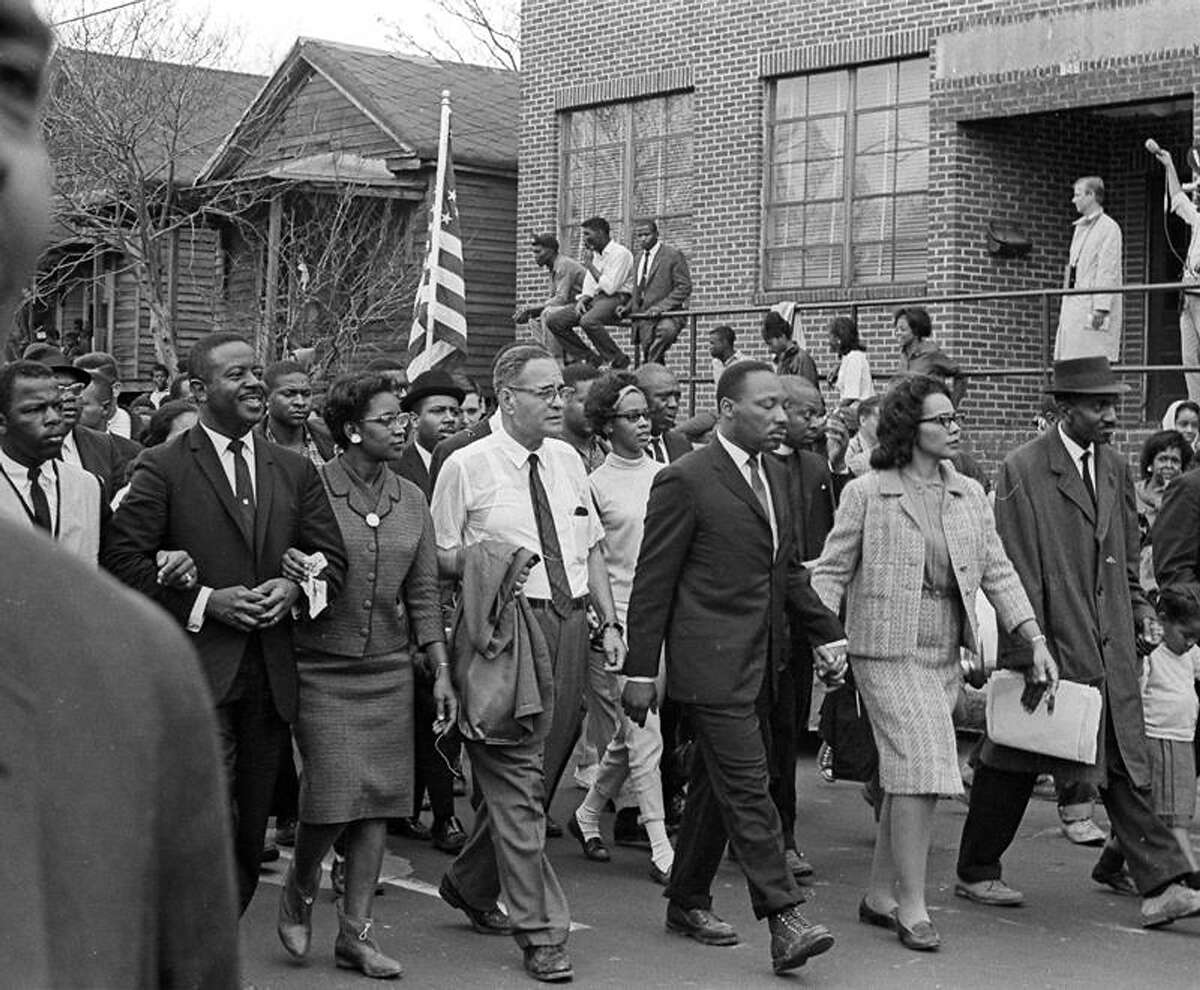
left=622, top=360, right=846, bottom=973
left=0, top=5, right=239, bottom=981
left=637, top=363, right=691, bottom=463
left=956, top=357, right=1200, bottom=929
left=104, top=331, right=347, bottom=914
left=395, top=369, right=464, bottom=501
left=618, top=219, right=692, bottom=364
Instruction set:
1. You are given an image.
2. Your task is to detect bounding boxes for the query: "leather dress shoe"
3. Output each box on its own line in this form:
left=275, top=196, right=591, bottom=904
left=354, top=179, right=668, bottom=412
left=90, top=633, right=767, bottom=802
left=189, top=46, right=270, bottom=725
left=567, top=815, right=610, bottom=862
left=432, top=816, right=468, bottom=855
left=438, top=875, right=512, bottom=935
left=260, top=843, right=280, bottom=865
left=335, top=913, right=403, bottom=979
left=1092, top=864, right=1139, bottom=897
left=857, top=897, right=897, bottom=931
left=665, top=903, right=739, bottom=946
left=277, top=864, right=316, bottom=958
left=768, top=905, right=835, bottom=972
left=785, top=848, right=814, bottom=880
left=895, top=915, right=940, bottom=951
left=389, top=816, right=433, bottom=841
left=954, top=879, right=1024, bottom=906
left=613, top=807, right=651, bottom=849
left=648, top=862, right=671, bottom=886
left=523, top=944, right=574, bottom=982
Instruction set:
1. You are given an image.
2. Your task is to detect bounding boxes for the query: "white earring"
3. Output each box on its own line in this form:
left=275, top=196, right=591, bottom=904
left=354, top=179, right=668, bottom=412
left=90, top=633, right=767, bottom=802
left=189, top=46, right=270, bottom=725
left=349, top=434, right=362, bottom=445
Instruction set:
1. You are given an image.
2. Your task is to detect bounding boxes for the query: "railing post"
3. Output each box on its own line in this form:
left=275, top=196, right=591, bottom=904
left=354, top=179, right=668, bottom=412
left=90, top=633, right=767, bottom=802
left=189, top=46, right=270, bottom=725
left=1040, top=291, right=1051, bottom=390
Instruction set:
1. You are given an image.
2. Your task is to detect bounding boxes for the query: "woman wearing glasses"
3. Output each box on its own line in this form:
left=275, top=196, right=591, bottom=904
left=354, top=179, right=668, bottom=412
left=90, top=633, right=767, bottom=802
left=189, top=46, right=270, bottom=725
left=568, top=371, right=674, bottom=884
left=812, top=375, right=1047, bottom=952
left=276, top=371, right=456, bottom=978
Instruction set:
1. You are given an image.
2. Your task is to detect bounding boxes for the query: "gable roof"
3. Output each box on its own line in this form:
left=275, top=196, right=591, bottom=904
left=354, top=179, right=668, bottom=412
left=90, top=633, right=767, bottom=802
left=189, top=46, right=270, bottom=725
left=49, top=47, right=266, bottom=186
left=198, top=38, right=518, bottom=183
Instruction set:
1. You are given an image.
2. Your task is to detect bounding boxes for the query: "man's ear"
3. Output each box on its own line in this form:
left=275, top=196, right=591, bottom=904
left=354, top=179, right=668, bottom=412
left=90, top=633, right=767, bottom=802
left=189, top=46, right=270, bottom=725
left=0, top=412, right=8, bottom=437
left=189, top=377, right=207, bottom=404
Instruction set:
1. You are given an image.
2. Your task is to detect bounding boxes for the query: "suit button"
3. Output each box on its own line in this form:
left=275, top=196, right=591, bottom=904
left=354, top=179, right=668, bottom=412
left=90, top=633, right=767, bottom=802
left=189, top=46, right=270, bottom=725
left=367, top=572, right=376, bottom=581
left=360, top=627, right=369, bottom=637
left=362, top=600, right=371, bottom=609
left=1101, top=635, right=1111, bottom=647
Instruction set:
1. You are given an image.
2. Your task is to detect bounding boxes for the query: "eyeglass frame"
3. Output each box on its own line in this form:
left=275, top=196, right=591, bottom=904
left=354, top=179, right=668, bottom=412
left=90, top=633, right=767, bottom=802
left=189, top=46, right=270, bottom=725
left=918, top=412, right=962, bottom=429
left=359, top=411, right=411, bottom=432
left=610, top=409, right=651, bottom=423
left=504, top=383, right=576, bottom=404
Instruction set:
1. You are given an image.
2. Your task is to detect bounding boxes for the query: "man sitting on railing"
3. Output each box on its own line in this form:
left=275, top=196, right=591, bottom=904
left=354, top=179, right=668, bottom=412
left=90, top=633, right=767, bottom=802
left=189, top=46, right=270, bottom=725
left=514, top=233, right=586, bottom=363
left=617, top=219, right=692, bottom=365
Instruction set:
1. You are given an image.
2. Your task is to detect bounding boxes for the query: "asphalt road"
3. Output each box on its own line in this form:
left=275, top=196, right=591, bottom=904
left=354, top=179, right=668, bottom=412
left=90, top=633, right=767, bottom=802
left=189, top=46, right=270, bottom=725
left=240, top=757, right=1200, bottom=989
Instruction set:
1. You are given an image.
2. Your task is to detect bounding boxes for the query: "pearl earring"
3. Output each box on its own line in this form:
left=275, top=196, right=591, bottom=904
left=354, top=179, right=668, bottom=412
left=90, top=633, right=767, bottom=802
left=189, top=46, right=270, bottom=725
left=349, top=434, right=362, bottom=445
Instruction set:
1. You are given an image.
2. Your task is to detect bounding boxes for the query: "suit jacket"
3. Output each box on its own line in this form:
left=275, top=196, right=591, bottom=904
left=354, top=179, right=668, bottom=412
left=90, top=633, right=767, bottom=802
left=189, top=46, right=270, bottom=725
left=812, top=464, right=1034, bottom=661
left=73, top=424, right=140, bottom=496
left=650, top=428, right=693, bottom=464
left=102, top=423, right=347, bottom=722
left=0, top=520, right=237, bottom=988
left=985, top=428, right=1152, bottom=784
left=394, top=441, right=434, bottom=502
left=429, top=416, right=493, bottom=493
left=1152, top=468, right=1200, bottom=588
left=774, top=448, right=838, bottom=562
left=625, top=438, right=843, bottom=707
left=631, top=243, right=692, bottom=314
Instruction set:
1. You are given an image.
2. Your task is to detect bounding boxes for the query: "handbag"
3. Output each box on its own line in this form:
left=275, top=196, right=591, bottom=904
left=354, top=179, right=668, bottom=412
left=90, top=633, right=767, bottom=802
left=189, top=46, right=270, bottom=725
left=985, top=670, right=1101, bottom=764
left=817, top=677, right=878, bottom=783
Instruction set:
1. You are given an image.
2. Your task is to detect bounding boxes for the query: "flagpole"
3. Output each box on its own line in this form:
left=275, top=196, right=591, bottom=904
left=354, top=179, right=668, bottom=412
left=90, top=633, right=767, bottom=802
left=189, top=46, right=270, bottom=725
left=425, top=90, right=452, bottom=361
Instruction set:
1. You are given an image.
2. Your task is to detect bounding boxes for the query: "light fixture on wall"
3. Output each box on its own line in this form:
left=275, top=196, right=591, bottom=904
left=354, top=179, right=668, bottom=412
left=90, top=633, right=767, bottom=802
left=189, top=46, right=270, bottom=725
left=986, top=221, right=1032, bottom=259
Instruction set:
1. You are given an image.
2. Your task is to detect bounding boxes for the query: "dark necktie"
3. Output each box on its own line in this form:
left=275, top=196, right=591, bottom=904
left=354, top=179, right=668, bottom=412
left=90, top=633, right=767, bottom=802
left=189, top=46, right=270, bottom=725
left=651, top=437, right=666, bottom=463
left=27, top=466, right=52, bottom=532
left=747, top=455, right=772, bottom=521
left=528, top=452, right=573, bottom=617
left=1080, top=450, right=1097, bottom=508
left=227, top=438, right=256, bottom=539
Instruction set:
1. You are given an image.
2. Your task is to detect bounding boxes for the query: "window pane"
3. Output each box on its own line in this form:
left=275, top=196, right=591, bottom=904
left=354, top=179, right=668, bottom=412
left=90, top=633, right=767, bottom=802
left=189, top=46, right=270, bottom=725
left=595, top=104, right=627, bottom=146
left=568, top=111, right=593, bottom=151
left=853, top=153, right=895, bottom=196
left=807, top=70, right=848, bottom=115
left=806, top=158, right=842, bottom=200
left=771, top=121, right=806, bottom=163
left=897, top=105, right=928, bottom=149
left=664, top=171, right=693, bottom=213
left=768, top=204, right=806, bottom=247
left=804, top=245, right=842, bottom=285
left=765, top=248, right=804, bottom=288
left=894, top=193, right=927, bottom=235
left=895, top=147, right=927, bottom=192
left=806, top=200, right=844, bottom=242
left=893, top=239, right=927, bottom=282
left=634, top=140, right=662, bottom=181
left=633, top=99, right=665, bottom=138
left=667, top=92, right=693, bottom=134
left=851, top=197, right=894, bottom=243
left=666, top=136, right=693, bottom=173
left=856, top=109, right=895, bottom=155
left=775, top=77, right=806, bottom=120
left=771, top=162, right=805, bottom=202
left=898, top=58, right=929, bottom=104
left=856, top=62, right=897, bottom=108
left=852, top=242, right=893, bottom=283
left=807, top=115, right=844, bottom=158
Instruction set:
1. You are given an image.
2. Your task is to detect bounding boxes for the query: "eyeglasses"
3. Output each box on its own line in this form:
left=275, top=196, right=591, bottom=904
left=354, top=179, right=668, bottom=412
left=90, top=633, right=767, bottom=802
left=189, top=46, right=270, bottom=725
left=507, top=384, right=576, bottom=403
left=611, top=410, right=651, bottom=423
left=360, top=411, right=411, bottom=432
left=919, top=412, right=962, bottom=429
left=57, top=383, right=85, bottom=397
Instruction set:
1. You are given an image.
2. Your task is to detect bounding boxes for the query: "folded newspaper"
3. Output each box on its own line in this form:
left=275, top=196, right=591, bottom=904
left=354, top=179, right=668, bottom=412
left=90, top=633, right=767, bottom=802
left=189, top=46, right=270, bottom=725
left=985, top=670, right=1101, bottom=764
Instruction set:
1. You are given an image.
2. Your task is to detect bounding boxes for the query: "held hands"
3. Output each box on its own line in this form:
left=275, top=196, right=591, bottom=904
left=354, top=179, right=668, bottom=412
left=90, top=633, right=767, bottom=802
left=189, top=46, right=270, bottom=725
left=205, top=579, right=300, bottom=631
left=253, top=577, right=301, bottom=627
left=814, top=642, right=848, bottom=688
left=1021, top=639, right=1059, bottom=713
left=156, top=549, right=198, bottom=588
left=1136, top=615, right=1164, bottom=657
left=621, top=679, right=657, bottom=727
left=280, top=547, right=311, bottom=583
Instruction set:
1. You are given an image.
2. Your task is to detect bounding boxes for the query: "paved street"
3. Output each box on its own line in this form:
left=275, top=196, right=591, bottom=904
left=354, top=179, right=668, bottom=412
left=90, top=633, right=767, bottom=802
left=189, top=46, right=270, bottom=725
left=241, top=755, right=1200, bottom=989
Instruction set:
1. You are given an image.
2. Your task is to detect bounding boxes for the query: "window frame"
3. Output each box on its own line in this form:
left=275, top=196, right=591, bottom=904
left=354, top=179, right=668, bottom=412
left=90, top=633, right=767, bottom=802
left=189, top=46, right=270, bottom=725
left=761, top=57, right=930, bottom=293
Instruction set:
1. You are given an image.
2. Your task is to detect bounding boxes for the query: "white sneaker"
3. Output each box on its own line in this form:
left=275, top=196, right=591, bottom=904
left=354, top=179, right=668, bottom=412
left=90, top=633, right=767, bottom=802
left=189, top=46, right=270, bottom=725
left=1141, top=883, right=1200, bottom=928
left=1061, top=818, right=1107, bottom=846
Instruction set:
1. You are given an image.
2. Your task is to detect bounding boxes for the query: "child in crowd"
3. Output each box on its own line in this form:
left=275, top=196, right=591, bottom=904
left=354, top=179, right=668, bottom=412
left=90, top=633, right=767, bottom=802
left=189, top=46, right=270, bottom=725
left=1141, top=584, right=1200, bottom=869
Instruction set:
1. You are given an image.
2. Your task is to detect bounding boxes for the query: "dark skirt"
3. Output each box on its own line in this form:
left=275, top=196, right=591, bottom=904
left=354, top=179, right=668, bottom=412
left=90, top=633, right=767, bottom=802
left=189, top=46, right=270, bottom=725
left=294, top=648, right=413, bottom=824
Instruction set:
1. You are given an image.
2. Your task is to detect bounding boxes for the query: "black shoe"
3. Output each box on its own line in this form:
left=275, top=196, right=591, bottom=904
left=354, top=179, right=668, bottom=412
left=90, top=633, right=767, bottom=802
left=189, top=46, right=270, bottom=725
left=432, top=816, right=468, bottom=855
left=545, top=815, right=563, bottom=839
left=648, top=863, right=671, bottom=886
left=437, top=875, right=513, bottom=935
left=857, top=897, right=897, bottom=931
left=1091, top=864, right=1139, bottom=897
left=613, top=808, right=650, bottom=849
left=274, top=819, right=296, bottom=848
left=768, top=905, right=834, bottom=971
left=260, top=843, right=280, bottom=865
left=567, top=815, right=610, bottom=862
left=895, top=915, right=940, bottom=951
left=523, top=944, right=574, bottom=982
left=389, top=816, right=433, bottom=841
left=665, top=903, right=739, bottom=946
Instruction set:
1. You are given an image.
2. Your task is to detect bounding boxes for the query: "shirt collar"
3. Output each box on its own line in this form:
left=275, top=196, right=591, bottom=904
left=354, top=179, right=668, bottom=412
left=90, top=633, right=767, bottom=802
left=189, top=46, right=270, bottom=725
left=642, top=242, right=662, bottom=266
left=716, top=428, right=757, bottom=470
left=1057, top=422, right=1093, bottom=464
left=493, top=416, right=542, bottom=468
left=200, top=421, right=255, bottom=458
left=415, top=442, right=433, bottom=469
left=0, top=447, right=46, bottom=482
left=1073, top=208, right=1104, bottom=229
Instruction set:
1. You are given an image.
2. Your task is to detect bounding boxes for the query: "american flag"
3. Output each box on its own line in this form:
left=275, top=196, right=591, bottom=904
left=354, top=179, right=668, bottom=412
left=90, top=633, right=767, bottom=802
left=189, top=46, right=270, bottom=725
left=406, top=124, right=468, bottom=376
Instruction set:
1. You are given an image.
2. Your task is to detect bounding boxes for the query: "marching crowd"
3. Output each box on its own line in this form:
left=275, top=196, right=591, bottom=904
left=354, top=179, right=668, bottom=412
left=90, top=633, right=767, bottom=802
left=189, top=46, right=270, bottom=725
left=6, top=0, right=1200, bottom=986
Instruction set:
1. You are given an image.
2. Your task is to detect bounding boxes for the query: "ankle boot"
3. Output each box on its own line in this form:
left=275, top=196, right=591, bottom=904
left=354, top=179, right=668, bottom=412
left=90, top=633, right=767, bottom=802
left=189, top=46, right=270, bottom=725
left=277, top=863, right=317, bottom=958
left=335, top=912, right=403, bottom=979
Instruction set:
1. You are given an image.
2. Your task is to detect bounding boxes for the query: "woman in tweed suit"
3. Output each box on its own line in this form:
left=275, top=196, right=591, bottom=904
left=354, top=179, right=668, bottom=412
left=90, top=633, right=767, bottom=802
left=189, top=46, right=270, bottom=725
left=813, top=375, right=1053, bottom=951
left=277, top=372, right=457, bottom=978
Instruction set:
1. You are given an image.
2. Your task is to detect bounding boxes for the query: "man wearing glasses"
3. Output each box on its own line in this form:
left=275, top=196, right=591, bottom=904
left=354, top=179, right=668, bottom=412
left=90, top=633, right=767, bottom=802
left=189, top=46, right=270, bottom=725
left=430, top=344, right=626, bottom=983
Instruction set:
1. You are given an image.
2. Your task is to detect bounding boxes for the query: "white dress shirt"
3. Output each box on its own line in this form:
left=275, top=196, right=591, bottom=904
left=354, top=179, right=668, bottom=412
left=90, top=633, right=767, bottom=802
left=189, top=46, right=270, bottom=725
left=581, top=240, right=635, bottom=298
left=59, top=429, right=81, bottom=467
left=187, top=424, right=258, bottom=631
left=0, top=448, right=58, bottom=532
left=431, top=419, right=604, bottom=600
left=1057, top=423, right=1096, bottom=490
left=636, top=241, right=662, bottom=290
left=415, top=441, right=433, bottom=471
left=715, top=430, right=778, bottom=552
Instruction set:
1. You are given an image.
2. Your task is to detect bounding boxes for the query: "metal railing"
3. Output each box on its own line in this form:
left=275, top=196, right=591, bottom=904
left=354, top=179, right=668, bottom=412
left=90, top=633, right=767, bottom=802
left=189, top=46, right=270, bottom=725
left=622, top=279, right=1199, bottom=415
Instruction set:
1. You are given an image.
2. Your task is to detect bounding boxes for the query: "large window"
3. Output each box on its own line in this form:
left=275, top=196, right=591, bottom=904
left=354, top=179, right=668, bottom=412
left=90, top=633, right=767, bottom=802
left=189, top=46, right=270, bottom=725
left=559, top=92, right=694, bottom=256
left=764, top=59, right=929, bottom=290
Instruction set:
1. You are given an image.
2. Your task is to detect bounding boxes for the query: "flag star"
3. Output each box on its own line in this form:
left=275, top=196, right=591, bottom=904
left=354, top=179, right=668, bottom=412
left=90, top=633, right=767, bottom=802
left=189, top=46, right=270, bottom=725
left=442, top=211, right=453, bottom=226
left=447, top=189, right=457, bottom=203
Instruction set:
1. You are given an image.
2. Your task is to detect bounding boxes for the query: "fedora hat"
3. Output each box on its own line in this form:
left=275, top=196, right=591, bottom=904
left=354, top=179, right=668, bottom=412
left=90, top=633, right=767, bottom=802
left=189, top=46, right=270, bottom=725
left=20, top=344, right=92, bottom=386
left=400, top=369, right=465, bottom=412
left=1046, top=356, right=1130, bottom=396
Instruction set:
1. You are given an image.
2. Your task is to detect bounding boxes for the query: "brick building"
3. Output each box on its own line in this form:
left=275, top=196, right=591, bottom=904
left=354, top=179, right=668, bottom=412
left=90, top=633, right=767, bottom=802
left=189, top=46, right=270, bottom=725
left=519, top=0, right=1200, bottom=472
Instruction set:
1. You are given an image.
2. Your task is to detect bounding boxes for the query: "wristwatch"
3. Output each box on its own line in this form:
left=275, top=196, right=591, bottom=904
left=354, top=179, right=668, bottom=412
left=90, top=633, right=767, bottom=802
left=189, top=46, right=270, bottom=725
left=599, top=619, right=624, bottom=636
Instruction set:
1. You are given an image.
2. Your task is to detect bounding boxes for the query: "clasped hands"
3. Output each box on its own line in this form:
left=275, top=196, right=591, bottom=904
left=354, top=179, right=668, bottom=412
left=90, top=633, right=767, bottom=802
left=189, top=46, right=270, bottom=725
left=204, top=554, right=304, bottom=633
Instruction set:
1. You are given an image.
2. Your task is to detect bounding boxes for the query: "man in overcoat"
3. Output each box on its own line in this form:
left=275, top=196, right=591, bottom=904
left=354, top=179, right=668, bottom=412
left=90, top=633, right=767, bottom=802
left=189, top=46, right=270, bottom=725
left=955, top=356, right=1200, bottom=928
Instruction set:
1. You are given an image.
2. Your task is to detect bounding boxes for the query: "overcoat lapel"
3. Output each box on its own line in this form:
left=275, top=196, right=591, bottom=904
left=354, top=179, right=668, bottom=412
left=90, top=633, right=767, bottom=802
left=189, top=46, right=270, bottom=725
left=1047, top=429, right=1097, bottom=526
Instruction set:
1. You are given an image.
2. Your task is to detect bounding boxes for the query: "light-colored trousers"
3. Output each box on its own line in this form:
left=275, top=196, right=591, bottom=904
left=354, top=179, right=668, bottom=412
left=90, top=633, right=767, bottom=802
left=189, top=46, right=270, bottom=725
left=590, top=669, right=667, bottom=824
left=1181, top=292, right=1200, bottom=401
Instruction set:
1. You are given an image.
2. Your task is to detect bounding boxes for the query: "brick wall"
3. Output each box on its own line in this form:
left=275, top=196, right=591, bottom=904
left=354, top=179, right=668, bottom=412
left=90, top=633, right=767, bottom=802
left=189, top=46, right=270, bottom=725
left=520, top=0, right=1200, bottom=475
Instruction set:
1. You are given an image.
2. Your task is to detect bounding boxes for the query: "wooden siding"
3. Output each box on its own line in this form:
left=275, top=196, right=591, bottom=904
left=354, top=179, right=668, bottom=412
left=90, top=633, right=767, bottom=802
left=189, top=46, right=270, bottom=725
left=240, top=72, right=400, bottom=175
left=457, top=170, right=517, bottom=385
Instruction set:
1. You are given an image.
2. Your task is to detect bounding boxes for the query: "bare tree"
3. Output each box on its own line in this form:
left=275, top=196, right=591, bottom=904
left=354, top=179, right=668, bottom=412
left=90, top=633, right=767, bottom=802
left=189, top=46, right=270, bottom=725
left=389, top=0, right=520, bottom=71
left=38, top=0, right=267, bottom=369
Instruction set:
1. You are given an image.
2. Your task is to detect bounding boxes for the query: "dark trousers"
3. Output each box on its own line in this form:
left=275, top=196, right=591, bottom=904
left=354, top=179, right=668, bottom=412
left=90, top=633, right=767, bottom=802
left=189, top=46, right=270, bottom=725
left=765, top=667, right=798, bottom=851
left=270, top=732, right=299, bottom=826
left=547, top=293, right=630, bottom=367
left=633, top=315, right=685, bottom=364
left=214, top=643, right=288, bottom=914
left=958, top=710, right=1191, bottom=895
left=530, top=605, right=589, bottom=806
left=668, top=702, right=801, bottom=919
left=659, top=695, right=687, bottom=823
left=412, top=669, right=456, bottom=823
